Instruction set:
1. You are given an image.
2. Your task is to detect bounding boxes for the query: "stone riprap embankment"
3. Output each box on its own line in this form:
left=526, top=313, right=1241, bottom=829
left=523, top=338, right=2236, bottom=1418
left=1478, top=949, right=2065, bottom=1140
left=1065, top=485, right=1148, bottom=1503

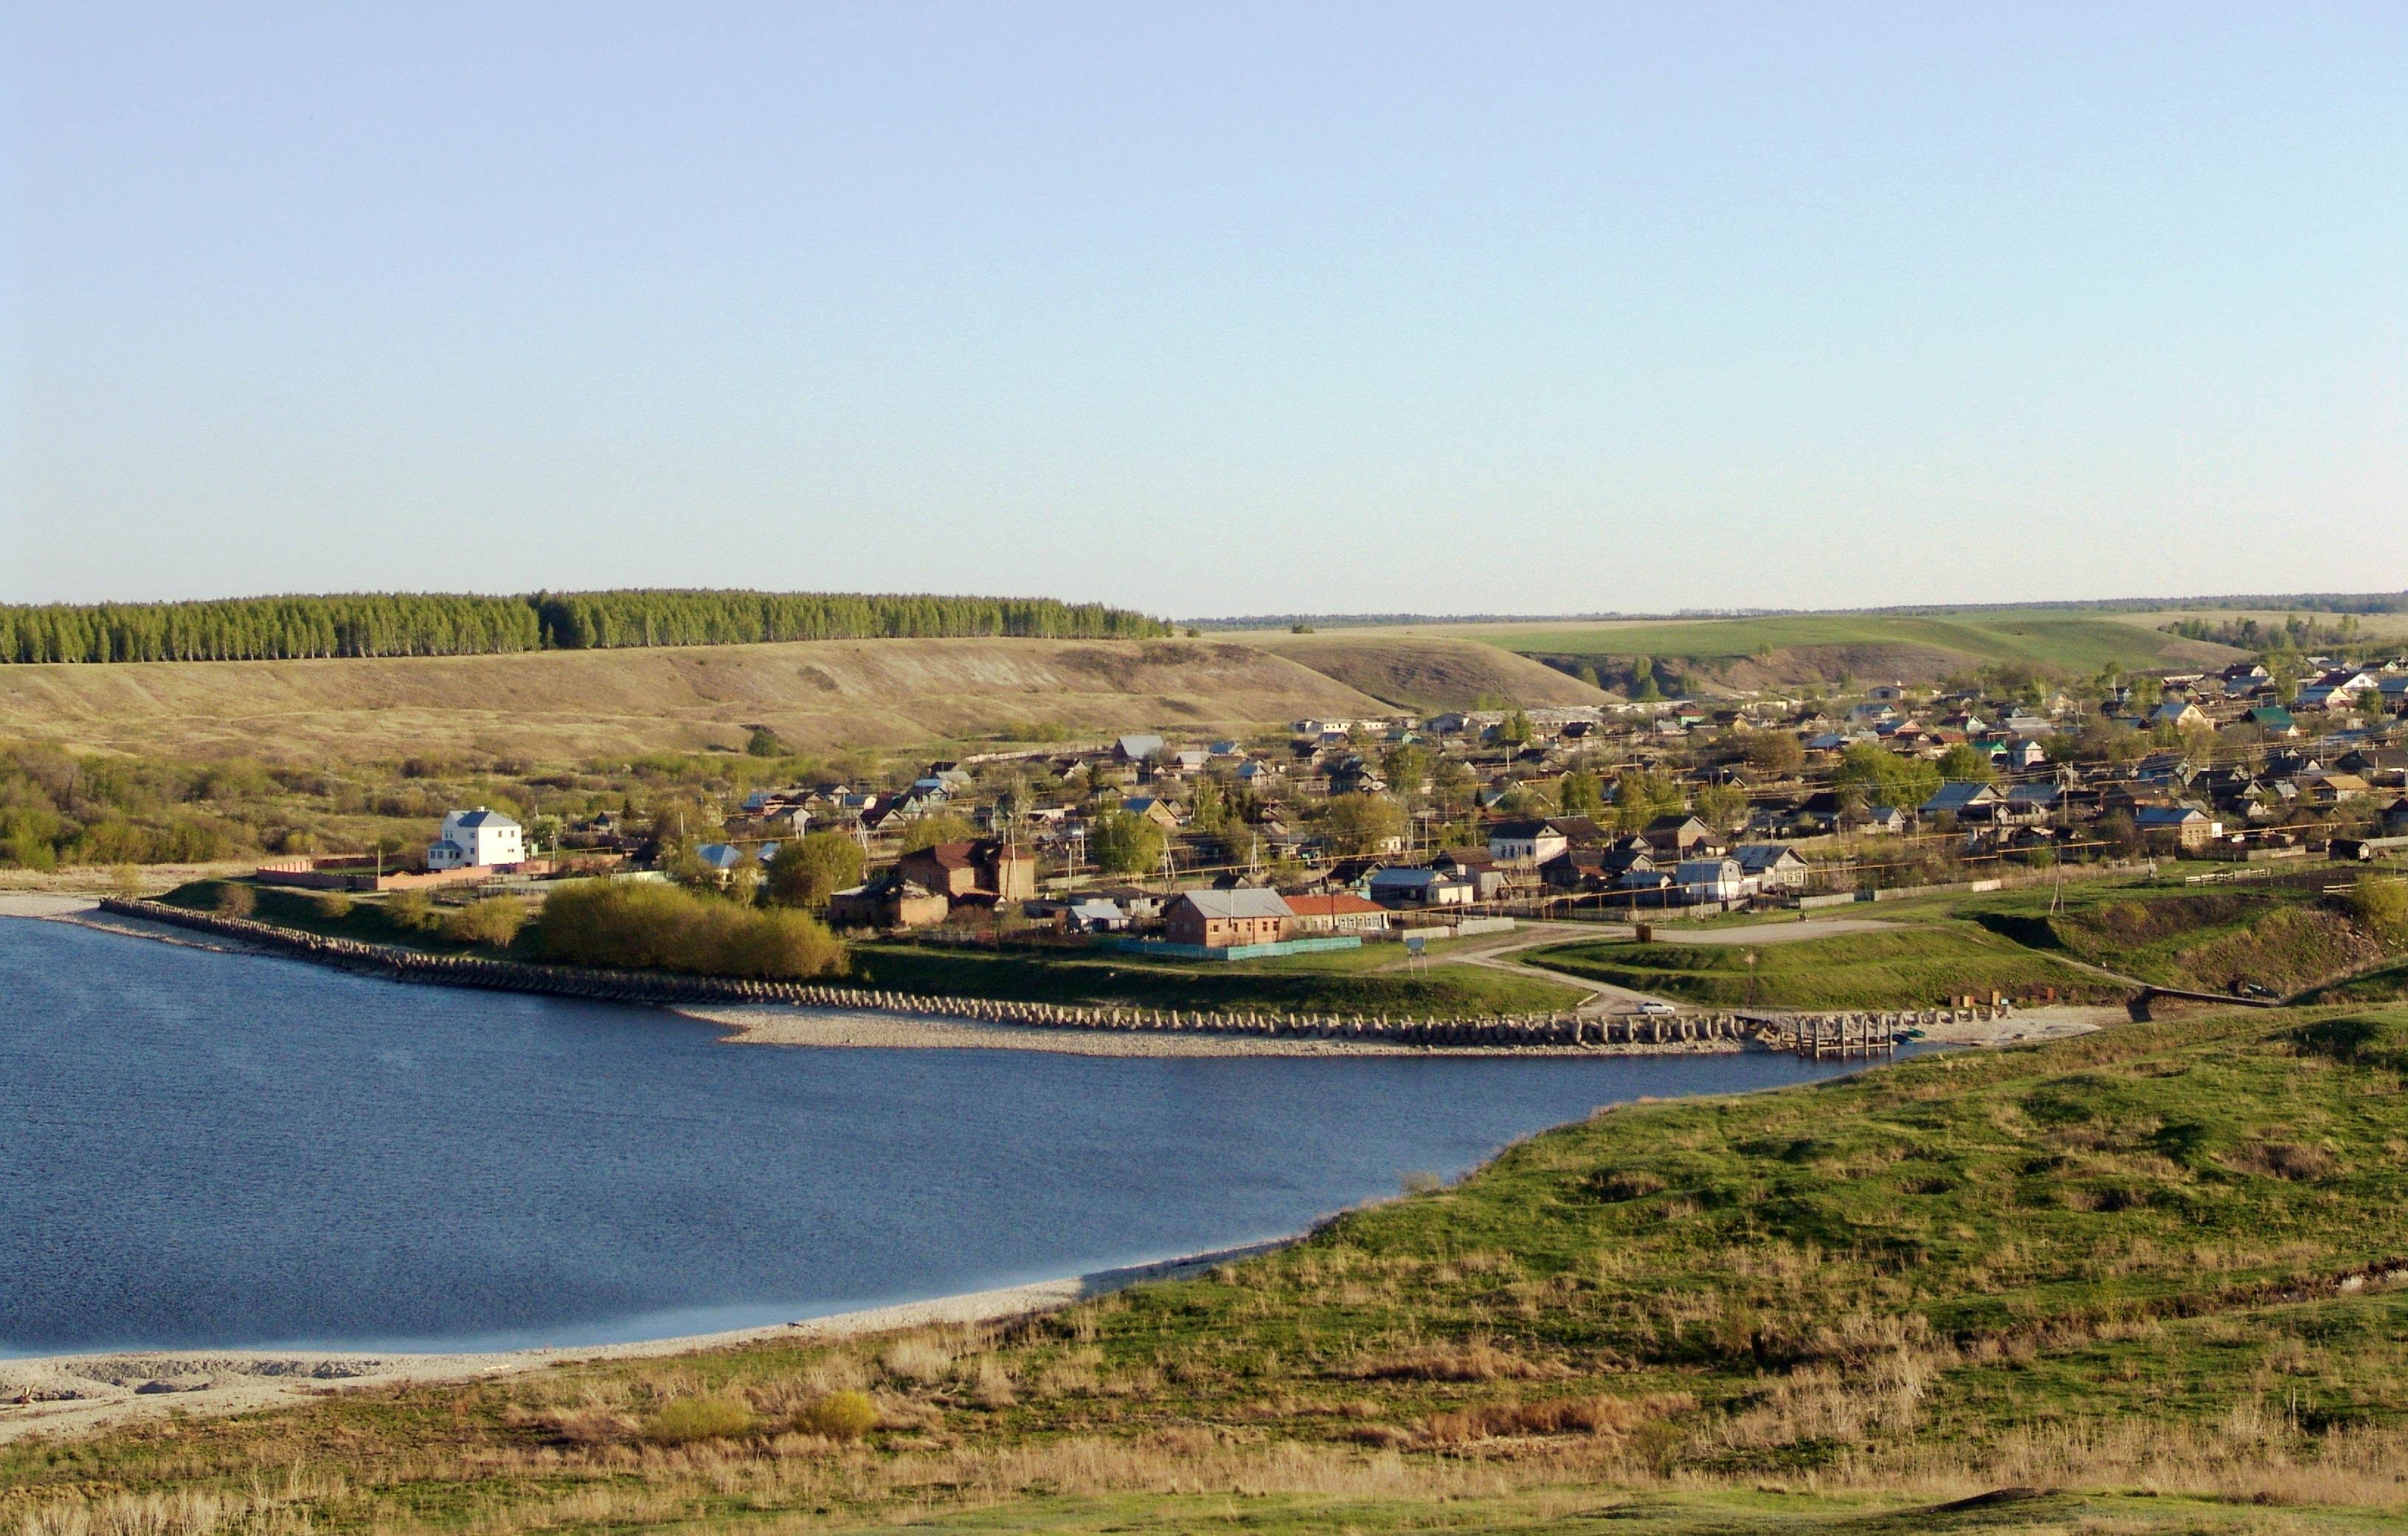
left=97, top=898, right=1760, bottom=1051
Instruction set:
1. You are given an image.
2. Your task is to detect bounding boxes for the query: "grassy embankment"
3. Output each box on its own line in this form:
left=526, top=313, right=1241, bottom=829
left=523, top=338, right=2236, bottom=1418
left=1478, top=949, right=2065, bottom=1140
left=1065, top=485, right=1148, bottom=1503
left=10, top=1006, right=2408, bottom=1533
left=1965, top=885, right=2408, bottom=1000
left=1523, top=925, right=2115, bottom=1009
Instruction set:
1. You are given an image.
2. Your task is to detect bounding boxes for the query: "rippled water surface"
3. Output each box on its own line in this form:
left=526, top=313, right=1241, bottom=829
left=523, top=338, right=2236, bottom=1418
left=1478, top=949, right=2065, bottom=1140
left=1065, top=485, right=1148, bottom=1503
left=2, top=918, right=1882, bottom=1355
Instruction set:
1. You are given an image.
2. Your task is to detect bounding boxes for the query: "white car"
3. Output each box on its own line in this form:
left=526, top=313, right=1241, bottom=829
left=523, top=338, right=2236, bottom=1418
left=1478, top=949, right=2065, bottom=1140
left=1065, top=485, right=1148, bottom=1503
left=1636, top=1000, right=1679, bottom=1015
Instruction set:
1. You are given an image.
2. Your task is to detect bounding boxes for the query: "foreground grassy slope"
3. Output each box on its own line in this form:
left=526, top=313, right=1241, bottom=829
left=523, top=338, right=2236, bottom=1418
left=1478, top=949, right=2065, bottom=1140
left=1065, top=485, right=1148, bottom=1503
left=0, top=637, right=1385, bottom=760
left=11, top=1008, right=2408, bottom=1534
left=1527, top=925, right=2112, bottom=1009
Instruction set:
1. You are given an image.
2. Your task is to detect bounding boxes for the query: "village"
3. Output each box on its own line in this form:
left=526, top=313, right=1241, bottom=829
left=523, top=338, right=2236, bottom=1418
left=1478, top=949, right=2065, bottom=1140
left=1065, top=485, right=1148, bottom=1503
left=254, top=654, right=2408, bottom=959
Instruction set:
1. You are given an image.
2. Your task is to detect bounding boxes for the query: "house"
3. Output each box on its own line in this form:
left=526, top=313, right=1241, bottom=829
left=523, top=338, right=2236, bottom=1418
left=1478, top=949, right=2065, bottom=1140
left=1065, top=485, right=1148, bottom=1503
left=1487, top=818, right=1571, bottom=866
left=2010, top=738, right=2049, bottom=769
left=1433, top=846, right=1511, bottom=900
left=1731, top=844, right=1810, bottom=891
left=1369, top=866, right=1476, bottom=907
left=2152, top=701, right=2210, bottom=730
left=896, top=839, right=1037, bottom=902
left=2003, top=783, right=2062, bottom=821
left=1065, top=898, right=1129, bottom=933
left=2295, top=772, right=2373, bottom=805
left=2381, top=799, right=2408, bottom=837
left=1172, top=749, right=1208, bottom=773
left=1861, top=806, right=1908, bottom=834
left=1539, top=846, right=1613, bottom=891
left=1235, top=759, right=1281, bottom=782
left=1920, top=781, right=2004, bottom=821
left=1286, top=892, right=1391, bottom=935
left=2134, top=805, right=2221, bottom=850
left=1641, top=814, right=1715, bottom=857
left=1675, top=857, right=1746, bottom=904
left=828, top=876, right=949, bottom=930
left=1117, top=795, right=1183, bottom=828
left=2297, top=685, right=2361, bottom=712
left=1114, top=734, right=1167, bottom=764
left=426, top=808, right=524, bottom=871
left=1544, top=815, right=1608, bottom=846
left=694, top=843, right=750, bottom=878
left=1164, top=888, right=1294, bottom=948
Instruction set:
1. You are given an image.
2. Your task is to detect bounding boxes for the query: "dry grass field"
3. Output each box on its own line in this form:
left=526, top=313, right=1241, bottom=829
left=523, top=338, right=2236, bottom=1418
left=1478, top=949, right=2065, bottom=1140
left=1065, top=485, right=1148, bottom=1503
left=1233, top=632, right=1618, bottom=710
left=0, top=638, right=1393, bottom=761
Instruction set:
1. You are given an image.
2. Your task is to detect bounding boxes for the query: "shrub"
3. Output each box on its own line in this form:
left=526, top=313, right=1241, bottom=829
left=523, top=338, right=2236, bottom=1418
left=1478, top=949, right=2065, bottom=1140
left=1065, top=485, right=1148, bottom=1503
left=793, top=1391, right=878, bottom=1441
left=2342, top=877, right=2407, bottom=941
left=314, top=890, right=353, bottom=920
left=441, top=896, right=528, bottom=947
left=640, top=1396, right=752, bottom=1445
left=215, top=883, right=255, bottom=918
left=109, top=864, right=144, bottom=899
left=533, top=880, right=845, bottom=979
left=385, top=890, right=435, bottom=930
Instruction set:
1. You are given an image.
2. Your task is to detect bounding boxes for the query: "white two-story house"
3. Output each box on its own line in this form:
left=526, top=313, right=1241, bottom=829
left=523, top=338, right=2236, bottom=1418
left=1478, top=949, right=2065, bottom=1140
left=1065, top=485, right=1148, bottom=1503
left=426, top=808, right=525, bottom=871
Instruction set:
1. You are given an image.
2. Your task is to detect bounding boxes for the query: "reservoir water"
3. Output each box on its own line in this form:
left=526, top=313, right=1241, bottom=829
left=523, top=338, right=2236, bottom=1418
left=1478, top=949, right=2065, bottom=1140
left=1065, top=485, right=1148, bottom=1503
left=4, top=918, right=1882, bottom=1357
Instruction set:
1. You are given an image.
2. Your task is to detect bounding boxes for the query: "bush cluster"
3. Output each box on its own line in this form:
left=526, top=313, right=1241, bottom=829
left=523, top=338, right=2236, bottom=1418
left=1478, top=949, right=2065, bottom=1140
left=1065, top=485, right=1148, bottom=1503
left=533, top=880, right=845, bottom=979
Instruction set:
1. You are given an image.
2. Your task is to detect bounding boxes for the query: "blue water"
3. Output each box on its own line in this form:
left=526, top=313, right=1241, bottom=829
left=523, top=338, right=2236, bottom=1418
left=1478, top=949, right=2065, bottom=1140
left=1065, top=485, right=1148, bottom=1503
left=1, top=918, right=1883, bottom=1356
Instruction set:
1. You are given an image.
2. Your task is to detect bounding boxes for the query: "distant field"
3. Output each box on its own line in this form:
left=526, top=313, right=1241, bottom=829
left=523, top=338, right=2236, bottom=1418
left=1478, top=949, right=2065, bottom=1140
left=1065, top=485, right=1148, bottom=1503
left=1527, top=924, right=2111, bottom=1009
left=0, top=637, right=1388, bottom=761
left=1235, top=632, right=1616, bottom=710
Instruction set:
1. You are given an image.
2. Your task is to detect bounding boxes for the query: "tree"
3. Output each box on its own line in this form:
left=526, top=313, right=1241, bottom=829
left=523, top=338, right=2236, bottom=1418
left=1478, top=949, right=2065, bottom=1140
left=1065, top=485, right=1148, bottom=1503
left=1695, top=783, right=1749, bottom=831
left=1833, top=744, right=1940, bottom=810
left=1090, top=809, right=1166, bottom=876
left=1321, top=792, right=1405, bottom=855
left=899, top=812, right=978, bottom=852
left=744, top=727, right=783, bottom=758
left=766, top=831, right=864, bottom=908
left=1743, top=733, right=1805, bottom=777
left=1610, top=769, right=1684, bottom=831
left=1935, top=743, right=1997, bottom=783
left=1380, top=744, right=1430, bottom=801
left=1499, top=710, right=1535, bottom=746
left=1630, top=657, right=1661, bottom=703
left=1430, top=758, right=1478, bottom=817
left=1558, top=767, right=1603, bottom=816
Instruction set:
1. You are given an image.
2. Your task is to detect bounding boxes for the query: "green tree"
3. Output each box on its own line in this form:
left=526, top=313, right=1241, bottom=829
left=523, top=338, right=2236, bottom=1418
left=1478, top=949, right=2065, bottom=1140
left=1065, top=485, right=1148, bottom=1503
left=1499, top=710, right=1535, bottom=746
left=766, top=831, right=864, bottom=908
left=1380, top=744, right=1430, bottom=800
left=1833, top=744, right=1940, bottom=810
left=744, top=727, right=783, bottom=758
left=1743, top=733, right=1805, bottom=777
left=1557, top=767, right=1604, bottom=816
left=1429, top=758, right=1478, bottom=817
left=899, top=812, right=979, bottom=852
left=1321, top=792, right=1405, bottom=855
left=1090, top=809, right=1166, bottom=876
left=1610, top=769, right=1685, bottom=831
left=1631, top=658, right=1662, bottom=703
left=1695, top=783, right=1749, bottom=831
left=1935, top=743, right=1997, bottom=783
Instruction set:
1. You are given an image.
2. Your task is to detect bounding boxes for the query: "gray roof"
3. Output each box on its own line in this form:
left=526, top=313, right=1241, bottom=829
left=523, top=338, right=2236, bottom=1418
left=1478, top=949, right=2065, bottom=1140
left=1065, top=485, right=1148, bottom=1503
left=1731, top=844, right=1804, bottom=871
left=1920, top=781, right=2002, bottom=814
left=452, top=809, right=518, bottom=829
left=1171, top=888, right=1295, bottom=920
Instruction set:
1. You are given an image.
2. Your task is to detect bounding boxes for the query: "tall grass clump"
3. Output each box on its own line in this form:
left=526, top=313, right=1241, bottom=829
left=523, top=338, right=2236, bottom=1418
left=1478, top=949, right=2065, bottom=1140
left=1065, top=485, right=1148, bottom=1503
left=640, top=1396, right=753, bottom=1445
left=793, top=1391, right=879, bottom=1441
left=534, top=880, right=845, bottom=979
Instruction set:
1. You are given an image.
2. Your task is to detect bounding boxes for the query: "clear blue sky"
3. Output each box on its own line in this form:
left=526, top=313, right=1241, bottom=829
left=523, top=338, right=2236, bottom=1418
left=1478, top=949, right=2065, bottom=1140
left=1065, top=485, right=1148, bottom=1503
left=3, top=3, right=2402, bottom=616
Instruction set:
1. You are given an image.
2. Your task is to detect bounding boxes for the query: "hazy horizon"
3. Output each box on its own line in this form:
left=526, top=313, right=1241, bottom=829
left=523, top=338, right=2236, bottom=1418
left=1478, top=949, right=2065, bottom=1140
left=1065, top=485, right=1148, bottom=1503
left=5, top=4, right=2404, bottom=614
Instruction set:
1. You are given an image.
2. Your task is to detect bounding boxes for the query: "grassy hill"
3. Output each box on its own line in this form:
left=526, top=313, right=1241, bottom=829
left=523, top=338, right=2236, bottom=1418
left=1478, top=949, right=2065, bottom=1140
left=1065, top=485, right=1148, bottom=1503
left=0, top=637, right=1389, bottom=761
left=10, top=1006, right=2408, bottom=1532
left=1238, top=632, right=1622, bottom=710
left=1404, top=611, right=2246, bottom=693
left=1968, top=886, right=2407, bottom=1000
left=1527, top=925, right=2116, bottom=1009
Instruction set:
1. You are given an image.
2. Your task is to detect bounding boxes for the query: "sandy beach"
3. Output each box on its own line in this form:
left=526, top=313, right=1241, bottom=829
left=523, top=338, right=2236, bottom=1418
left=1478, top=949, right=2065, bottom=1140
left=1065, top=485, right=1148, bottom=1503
left=0, top=1242, right=1288, bottom=1443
